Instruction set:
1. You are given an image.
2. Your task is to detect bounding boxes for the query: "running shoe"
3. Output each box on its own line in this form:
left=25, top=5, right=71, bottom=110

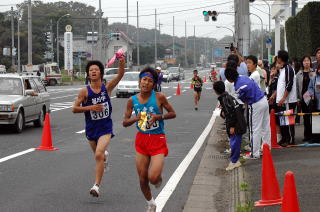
left=89, top=184, right=100, bottom=197
left=146, top=204, right=156, bottom=212
left=225, top=161, right=241, bottom=171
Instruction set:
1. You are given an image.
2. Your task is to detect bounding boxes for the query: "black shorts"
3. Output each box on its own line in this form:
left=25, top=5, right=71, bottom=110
left=194, top=87, right=202, bottom=92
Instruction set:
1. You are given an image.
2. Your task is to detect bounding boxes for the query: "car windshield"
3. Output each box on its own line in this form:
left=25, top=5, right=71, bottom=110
left=51, top=66, right=60, bottom=74
left=0, top=78, right=23, bottom=95
left=167, top=67, right=179, bottom=73
left=122, top=73, right=139, bottom=81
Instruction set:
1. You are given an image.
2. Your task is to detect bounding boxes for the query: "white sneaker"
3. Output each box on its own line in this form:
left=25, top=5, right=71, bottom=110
left=146, top=204, right=156, bottom=212
left=242, top=155, right=259, bottom=160
left=154, top=177, right=162, bottom=189
left=225, top=161, right=241, bottom=171
left=104, top=151, right=109, bottom=173
left=89, top=184, right=100, bottom=197
left=244, top=145, right=251, bottom=152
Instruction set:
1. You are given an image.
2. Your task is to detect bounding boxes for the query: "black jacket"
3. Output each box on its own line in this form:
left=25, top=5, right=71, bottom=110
left=218, top=92, right=247, bottom=135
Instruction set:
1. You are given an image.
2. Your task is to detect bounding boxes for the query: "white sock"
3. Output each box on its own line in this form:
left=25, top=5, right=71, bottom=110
left=147, top=197, right=156, bottom=206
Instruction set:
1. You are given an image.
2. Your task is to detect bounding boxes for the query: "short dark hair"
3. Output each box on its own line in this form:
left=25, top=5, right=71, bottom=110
left=226, top=60, right=238, bottom=70
left=213, top=81, right=225, bottom=94
left=277, top=50, right=289, bottom=63
left=139, top=66, right=158, bottom=85
left=246, top=55, right=258, bottom=66
left=315, top=47, right=320, bottom=55
left=225, top=66, right=239, bottom=82
left=193, top=69, right=198, bottom=73
left=227, top=54, right=239, bottom=65
left=86, top=60, right=105, bottom=80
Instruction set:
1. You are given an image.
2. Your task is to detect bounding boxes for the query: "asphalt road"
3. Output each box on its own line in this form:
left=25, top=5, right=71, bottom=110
left=0, top=69, right=218, bottom=212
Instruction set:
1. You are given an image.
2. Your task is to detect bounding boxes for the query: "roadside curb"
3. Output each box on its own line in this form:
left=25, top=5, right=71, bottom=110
left=183, top=115, right=247, bottom=212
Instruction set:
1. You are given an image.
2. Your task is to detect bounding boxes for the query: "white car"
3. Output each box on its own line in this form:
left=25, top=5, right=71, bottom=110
left=103, top=68, right=129, bottom=84
left=116, top=72, right=140, bottom=98
left=162, top=70, right=173, bottom=82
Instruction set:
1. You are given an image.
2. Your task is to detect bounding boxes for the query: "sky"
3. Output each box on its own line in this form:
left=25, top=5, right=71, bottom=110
left=0, top=0, right=316, bottom=40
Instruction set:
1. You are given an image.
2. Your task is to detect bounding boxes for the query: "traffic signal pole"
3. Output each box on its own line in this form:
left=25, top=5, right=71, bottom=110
left=155, top=9, right=157, bottom=66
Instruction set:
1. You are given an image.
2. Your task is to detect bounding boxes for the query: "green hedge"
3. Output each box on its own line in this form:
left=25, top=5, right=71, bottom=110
left=285, top=2, right=320, bottom=59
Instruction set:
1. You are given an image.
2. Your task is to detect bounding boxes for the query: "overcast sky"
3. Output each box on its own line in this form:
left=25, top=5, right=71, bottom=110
left=0, top=0, right=316, bottom=40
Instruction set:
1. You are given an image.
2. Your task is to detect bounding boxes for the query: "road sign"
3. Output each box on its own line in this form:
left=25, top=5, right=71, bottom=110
left=266, top=43, right=272, bottom=49
left=213, top=48, right=223, bottom=57
left=64, top=31, right=73, bottom=71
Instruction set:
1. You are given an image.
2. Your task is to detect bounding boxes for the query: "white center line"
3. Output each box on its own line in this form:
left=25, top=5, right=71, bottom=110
left=0, top=148, right=35, bottom=164
left=155, top=108, right=220, bottom=212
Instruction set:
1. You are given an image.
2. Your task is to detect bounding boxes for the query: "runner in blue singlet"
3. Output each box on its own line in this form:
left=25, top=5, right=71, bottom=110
left=72, top=58, right=125, bottom=197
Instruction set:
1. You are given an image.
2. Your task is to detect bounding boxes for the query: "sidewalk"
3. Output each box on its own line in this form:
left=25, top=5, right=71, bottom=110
left=244, top=123, right=320, bottom=212
left=183, top=116, right=246, bottom=212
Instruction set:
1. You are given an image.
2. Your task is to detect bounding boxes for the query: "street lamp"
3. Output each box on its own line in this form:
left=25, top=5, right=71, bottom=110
left=250, top=13, right=264, bottom=59
left=262, top=0, right=271, bottom=61
left=216, top=26, right=235, bottom=44
left=56, top=13, right=70, bottom=67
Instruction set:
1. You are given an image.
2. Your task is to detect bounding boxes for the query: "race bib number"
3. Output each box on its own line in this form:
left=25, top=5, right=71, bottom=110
left=90, top=102, right=110, bottom=120
left=143, top=113, right=160, bottom=131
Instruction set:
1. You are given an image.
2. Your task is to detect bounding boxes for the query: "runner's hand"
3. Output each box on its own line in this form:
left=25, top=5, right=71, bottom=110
left=147, top=113, right=161, bottom=128
left=135, top=112, right=141, bottom=122
left=229, top=127, right=235, bottom=135
left=91, top=104, right=104, bottom=112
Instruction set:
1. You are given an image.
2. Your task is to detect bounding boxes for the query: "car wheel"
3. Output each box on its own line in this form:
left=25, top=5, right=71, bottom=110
left=34, top=108, right=45, bottom=127
left=14, top=110, right=25, bottom=133
left=49, top=79, right=57, bottom=86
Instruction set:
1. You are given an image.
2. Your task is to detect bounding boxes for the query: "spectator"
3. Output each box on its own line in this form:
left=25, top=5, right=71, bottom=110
left=307, top=63, right=320, bottom=143
left=213, top=81, right=246, bottom=170
left=312, top=47, right=320, bottom=72
left=225, top=65, right=270, bottom=159
left=155, top=67, right=163, bottom=92
left=267, top=64, right=281, bottom=141
left=246, top=55, right=261, bottom=88
left=219, top=54, right=248, bottom=82
left=276, top=50, right=297, bottom=146
left=296, top=56, right=314, bottom=142
left=224, top=61, right=244, bottom=106
left=290, top=58, right=301, bottom=74
left=258, top=60, right=268, bottom=91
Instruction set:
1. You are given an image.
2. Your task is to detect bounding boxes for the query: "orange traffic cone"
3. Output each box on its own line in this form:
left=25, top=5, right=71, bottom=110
left=190, top=83, right=194, bottom=89
left=270, top=109, right=282, bottom=149
left=203, top=76, right=206, bottom=82
left=255, top=143, right=282, bottom=207
left=281, top=171, right=300, bottom=212
left=176, top=83, right=181, bottom=95
left=36, top=113, right=58, bottom=151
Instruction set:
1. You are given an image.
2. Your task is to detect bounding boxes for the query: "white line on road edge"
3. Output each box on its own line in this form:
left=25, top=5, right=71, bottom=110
left=0, top=148, right=35, bottom=164
left=155, top=107, right=221, bottom=212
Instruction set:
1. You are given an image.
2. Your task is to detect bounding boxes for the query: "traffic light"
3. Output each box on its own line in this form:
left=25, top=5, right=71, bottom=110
left=45, top=32, right=52, bottom=43
left=203, top=11, right=218, bottom=22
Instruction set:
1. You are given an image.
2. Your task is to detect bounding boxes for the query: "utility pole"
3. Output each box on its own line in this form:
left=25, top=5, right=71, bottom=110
left=17, top=10, right=21, bottom=73
left=172, top=16, right=175, bottom=59
left=136, top=1, right=140, bottom=67
left=292, top=0, right=297, bottom=16
left=184, top=21, right=188, bottom=67
left=154, top=9, right=157, bottom=66
left=91, top=20, right=94, bottom=60
left=11, top=7, right=15, bottom=69
left=250, top=13, right=264, bottom=59
left=159, top=20, right=162, bottom=45
left=50, top=19, right=54, bottom=62
left=27, top=0, right=32, bottom=65
left=126, top=0, right=129, bottom=67
left=193, top=25, right=196, bottom=68
left=98, top=0, right=103, bottom=62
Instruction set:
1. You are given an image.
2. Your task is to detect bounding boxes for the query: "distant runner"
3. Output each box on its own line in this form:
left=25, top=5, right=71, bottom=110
left=191, top=69, right=203, bottom=110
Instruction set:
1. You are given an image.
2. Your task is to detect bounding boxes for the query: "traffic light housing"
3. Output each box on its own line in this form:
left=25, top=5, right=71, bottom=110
left=45, top=32, right=52, bottom=43
left=203, top=11, right=218, bottom=22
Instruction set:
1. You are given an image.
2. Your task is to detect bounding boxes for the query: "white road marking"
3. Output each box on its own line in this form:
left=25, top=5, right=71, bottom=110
left=167, top=96, right=172, bottom=99
left=0, top=148, right=35, bottom=164
left=51, top=94, right=77, bottom=100
left=155, top=108, right=221, bottom=212
left=76, top=130, right=85, bottom=134
left=182, top=90, right=187, bottom=93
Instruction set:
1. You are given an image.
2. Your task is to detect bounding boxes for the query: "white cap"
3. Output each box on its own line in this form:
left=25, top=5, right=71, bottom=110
left=156, top=66, right=161, bottom=71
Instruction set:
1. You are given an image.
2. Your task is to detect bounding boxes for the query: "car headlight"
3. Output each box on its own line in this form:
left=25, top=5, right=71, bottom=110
left=118, top=85, right=125, bottom=89
left=0, top=105, right=14, bottom=112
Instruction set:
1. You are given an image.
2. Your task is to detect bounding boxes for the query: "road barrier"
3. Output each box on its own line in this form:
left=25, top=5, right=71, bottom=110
left=36, top=113, right=58, bottom=151
left=255, top=143, right=283, bottom=207
left=176, top=83, right=181, bottom=95
left=281, top=171, right=300, bottom=212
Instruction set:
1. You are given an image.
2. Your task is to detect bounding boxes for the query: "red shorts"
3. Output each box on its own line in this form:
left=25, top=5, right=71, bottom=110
left=135, top=132, right=168, bottom=157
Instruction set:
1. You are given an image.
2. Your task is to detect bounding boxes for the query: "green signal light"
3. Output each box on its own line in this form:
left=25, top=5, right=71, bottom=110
left=203, top=11, right=208, bottom=16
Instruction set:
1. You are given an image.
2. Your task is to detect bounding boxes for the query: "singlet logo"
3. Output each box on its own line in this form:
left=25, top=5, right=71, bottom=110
left=90, top=92, right=110, bottom=120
